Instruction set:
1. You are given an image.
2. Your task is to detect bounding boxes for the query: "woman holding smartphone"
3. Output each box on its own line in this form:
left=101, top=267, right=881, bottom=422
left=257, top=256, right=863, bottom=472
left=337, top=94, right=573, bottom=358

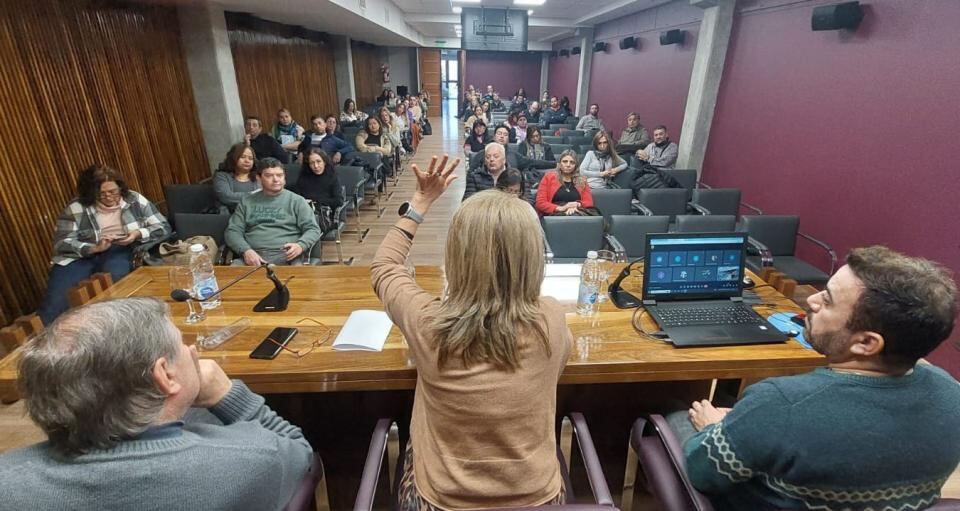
left=371, top=156, right=572, bottom=510
left=37, top=164, right=170, bottom=324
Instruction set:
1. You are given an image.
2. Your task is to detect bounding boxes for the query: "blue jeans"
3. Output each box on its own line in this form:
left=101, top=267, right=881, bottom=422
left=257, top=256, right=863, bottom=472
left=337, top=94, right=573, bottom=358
left=37, top=246, right=133, bottom=325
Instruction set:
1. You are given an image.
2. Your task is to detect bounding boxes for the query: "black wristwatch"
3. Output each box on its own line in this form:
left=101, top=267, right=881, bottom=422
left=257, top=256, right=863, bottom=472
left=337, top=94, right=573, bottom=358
left=398, top=202, right=424, bottom=224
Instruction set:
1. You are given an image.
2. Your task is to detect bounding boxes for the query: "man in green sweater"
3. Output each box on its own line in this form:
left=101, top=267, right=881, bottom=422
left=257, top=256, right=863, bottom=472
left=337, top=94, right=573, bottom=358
left=674, top=246, right=960, bottom=510
left=225, top=157, right=321, bottom=265
left=0, top=297, right=314, bottom=510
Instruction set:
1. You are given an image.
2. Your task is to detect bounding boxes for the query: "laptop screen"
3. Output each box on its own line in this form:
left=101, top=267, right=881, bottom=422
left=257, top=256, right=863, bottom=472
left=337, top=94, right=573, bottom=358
left=642, top=233, right=747, bottom=301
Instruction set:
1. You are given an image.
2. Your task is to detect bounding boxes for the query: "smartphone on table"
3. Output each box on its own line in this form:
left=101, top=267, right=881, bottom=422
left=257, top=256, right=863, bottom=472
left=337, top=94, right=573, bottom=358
left=249, top=327, right=298, bottom=360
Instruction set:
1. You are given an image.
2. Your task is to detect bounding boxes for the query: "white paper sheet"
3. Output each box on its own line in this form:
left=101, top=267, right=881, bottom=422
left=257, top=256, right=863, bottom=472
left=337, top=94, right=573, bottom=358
left=540, top=276, right=582, bottom=302
left=544, top=264, right=582, bottom=277
left=332, top=310, right=393, bottom=351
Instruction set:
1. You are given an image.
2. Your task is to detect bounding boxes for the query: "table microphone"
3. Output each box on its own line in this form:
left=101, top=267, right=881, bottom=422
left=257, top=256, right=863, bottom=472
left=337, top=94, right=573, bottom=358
left=170, top=264, right=287, bottom=313
left=608, top=257, right=644, bottom=309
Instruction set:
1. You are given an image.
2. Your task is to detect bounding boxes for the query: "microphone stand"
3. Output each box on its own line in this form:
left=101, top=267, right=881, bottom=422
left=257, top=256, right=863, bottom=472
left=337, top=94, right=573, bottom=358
left=608, top=257, right=644, bottom=309
left=254, top=265, right=290, bottom=312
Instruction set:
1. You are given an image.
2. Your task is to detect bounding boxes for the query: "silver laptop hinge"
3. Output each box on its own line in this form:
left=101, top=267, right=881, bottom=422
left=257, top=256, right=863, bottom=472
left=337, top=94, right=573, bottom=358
left=730, top=297, right=744, bottom=303
left=642, top=299, right=657, bottom=306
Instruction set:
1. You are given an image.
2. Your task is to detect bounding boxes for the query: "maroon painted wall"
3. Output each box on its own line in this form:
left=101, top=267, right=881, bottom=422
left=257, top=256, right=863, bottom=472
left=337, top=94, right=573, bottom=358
left=547, top=36, right=580, bottom=109
left=589, top=1, right=701, bottom=138
left=702, top=0, right=960, bottom=372
left=463, top=51, right=542, bottom=100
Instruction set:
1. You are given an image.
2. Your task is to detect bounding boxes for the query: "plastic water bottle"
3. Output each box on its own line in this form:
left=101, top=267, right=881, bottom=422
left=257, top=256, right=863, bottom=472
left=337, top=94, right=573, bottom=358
left=189, top=244, right=221, bottom=310
left=577, top=251, right=601, bottom=316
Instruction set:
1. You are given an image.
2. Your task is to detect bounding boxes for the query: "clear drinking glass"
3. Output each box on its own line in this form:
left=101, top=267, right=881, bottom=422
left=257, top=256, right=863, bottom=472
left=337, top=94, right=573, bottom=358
left=168, top=267, right=205, bottom=324
left=594, top=250, right=616, bottom=304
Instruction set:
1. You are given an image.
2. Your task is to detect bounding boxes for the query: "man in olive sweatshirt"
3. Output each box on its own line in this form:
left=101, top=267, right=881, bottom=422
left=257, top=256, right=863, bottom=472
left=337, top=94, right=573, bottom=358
left=225, top=158, right=321, bottom=265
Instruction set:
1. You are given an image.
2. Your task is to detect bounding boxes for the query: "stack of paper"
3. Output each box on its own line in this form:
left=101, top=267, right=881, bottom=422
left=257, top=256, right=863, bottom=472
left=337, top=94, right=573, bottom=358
left=332, top=310, right=394, bottom=352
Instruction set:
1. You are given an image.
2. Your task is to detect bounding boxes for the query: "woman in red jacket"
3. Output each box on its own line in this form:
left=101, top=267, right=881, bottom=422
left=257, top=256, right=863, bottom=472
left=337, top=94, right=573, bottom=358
left=535, top=149, right=594, bottom=216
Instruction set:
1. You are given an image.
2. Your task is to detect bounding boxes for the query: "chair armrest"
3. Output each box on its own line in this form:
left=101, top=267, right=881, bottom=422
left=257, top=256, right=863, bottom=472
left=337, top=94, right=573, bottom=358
left=798, top=231, right=838, bottom=275
left=746, top=237, right=774, bottom=267
left=631, top=200, right=653, bottom=216
left=648, top=415, right=714, bottom=511
left=568, top=413, right=614, bottom=506
left=543, top=236, right=554, bottom=264
left=354, top=418, right=394, bottom=511
left=696, top=181, right=713, bottom=189
left=739, top=201, right=763, bottom=215
left=604, top=234, right=627, bottom=262
left=217, top=246, right=231, bottom=266
left=688, top=202, right=711, bottom=215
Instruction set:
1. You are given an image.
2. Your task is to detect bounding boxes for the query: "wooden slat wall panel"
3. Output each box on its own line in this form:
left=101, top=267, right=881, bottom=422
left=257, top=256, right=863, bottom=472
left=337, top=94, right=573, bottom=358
left=418, top=48, right=442, bottom=117
left=0, top=0, right=209, bottom=324
left=229, top=29, right=339, bottom=132
left=352, top=44, right=384, bottom=109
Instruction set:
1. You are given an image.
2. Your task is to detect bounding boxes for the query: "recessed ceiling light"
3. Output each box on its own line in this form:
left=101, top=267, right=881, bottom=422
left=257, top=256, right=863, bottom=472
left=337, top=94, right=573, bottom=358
left=513, top=0, right=546, bottom=6
left=528, top=9, right=533, bottom=15
left=452, top=6, right=462, bottom=13
left=455, top=24, right=462, bottom=29
left=453, top=0, right=481, bottom=3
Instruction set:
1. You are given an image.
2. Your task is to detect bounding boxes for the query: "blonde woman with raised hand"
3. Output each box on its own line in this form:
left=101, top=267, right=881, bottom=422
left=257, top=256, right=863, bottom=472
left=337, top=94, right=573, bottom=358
left=371, top=155, right=573, bottom=511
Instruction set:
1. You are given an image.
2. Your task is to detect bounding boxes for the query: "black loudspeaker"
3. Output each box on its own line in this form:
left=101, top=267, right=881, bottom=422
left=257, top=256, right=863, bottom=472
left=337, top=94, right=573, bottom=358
left=619, top=36, right=637, bottom=50
left=397, top=85, right=408, bottom=97
left=571, top=46, right=581, bottom=55
left=659, top=29, right=684, bottom=45
left=593, top=42, right=608, bottom=52
left=812, top=1, right=864, bottom=31
left=559, top=49, right=570, bottom=57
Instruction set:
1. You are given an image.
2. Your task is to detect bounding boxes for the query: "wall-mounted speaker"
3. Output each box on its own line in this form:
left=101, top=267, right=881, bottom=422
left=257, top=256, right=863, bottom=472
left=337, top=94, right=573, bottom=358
left=619, top=36, right=637, bottom=50
left=559, top=49, right=570, bottom=57
left=593, top=42, right=608, bottom=52
left=571, top=46, right=581, bottom=55
left=659, top=29, right=684, bottom=46
left=812, top=1, right=864, bottom=31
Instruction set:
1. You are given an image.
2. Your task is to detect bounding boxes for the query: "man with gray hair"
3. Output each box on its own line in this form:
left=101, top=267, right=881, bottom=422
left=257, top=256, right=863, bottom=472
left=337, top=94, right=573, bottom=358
left=463, top=143, right=514, bottom=201
left=0, top=298, right=313, bottom=510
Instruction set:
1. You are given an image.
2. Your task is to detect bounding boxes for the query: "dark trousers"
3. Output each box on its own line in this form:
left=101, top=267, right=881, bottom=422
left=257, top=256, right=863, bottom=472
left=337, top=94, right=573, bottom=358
left=37, top=246, right=133, bottom=325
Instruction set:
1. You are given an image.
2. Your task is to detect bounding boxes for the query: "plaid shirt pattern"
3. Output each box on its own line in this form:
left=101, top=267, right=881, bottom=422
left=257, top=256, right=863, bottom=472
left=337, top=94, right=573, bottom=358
left=51, top=191, right=171, bottom=266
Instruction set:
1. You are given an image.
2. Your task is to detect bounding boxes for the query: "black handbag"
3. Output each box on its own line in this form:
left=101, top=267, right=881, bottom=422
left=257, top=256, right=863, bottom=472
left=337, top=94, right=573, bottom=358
left=421, top=118, right=433, bottom=136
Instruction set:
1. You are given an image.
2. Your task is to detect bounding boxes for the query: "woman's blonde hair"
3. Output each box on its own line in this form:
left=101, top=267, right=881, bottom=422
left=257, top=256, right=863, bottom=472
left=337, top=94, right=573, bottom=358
left=430, top=190, right=548, bottom=371
left=592, top=130, right=624, bottom=167
left=553, top=149, right=586, bottom=188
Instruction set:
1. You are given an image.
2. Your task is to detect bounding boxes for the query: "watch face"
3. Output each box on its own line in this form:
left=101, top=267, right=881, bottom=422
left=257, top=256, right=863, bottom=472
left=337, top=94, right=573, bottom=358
left=398, top=202, right=409, bottom=216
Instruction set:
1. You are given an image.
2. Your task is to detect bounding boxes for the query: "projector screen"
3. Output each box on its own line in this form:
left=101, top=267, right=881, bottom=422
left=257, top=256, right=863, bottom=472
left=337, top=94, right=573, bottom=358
left=460, top=7, right=528, bottom=52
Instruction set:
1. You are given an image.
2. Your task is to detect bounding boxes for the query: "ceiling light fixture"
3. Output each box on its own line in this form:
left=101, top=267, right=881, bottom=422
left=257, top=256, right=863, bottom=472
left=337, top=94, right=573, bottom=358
left=452, top=7, right=462, bottom=14
left=453, top=0, right=482, bottom=3
left=513, top=0, right=547, bottom=6
left=528, top=10, right=533, bottom=15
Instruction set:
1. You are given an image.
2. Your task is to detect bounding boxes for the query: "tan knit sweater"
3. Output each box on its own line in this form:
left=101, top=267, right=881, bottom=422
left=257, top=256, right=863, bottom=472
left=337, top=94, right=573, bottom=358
left=371, top=228, right=572, bottom=509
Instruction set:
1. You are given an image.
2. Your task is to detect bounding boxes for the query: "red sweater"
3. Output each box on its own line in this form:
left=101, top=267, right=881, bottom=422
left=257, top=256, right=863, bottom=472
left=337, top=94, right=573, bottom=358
left=535, top=171, right=594, bottom=216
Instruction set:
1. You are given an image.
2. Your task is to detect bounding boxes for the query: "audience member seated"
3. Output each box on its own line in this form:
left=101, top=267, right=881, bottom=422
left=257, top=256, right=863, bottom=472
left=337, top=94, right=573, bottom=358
left=540, top=96, right=568, bottom=128
left=464, top=105, right=488, bottom=135
left=463, top=120, right=491, bottom=159
left=378, top=107, right=403, bottom=156
left=214, top=143, right=261, bottom=213
left=36, top=164, right=170, bottom=324
left=461, top=94, right=480, bottom=120
left=576, top=103, right=606, bottom=133
left=385, top=89, right=398, bottom=109
left=513, top=87, right=528, bottom=103
left=339, top=98, right=367, bottom=128
left=1, top=297, right=313, bottom=509
left=511, top=94, right=528, bottom=115
left=535, top=150, right=595, bottom=216
left=324, top=114, right=346, bottom=140
left=560, top=96, right=572, bottom=115
left=409, top=96, right=425, bottom=125
left=615, top=112, right=651, bottom=154
left=518, top=126, right=555, bottom=162
left=490, top=92, right=506, bottom=112
left=494, top=168, right=526, bottom=198
left=393, top=103, right=413, bottom=152
left=271, top=108, right=305, bottom=153
left=469, top=125, right=555, bottom=174
left=244, top=116, right=290, bottom=164
left=636, top=125, right=679, bottom=169
left=225, top=158, right=321, bottom=266
left=463, top=143, right=512, bottom=201
left=482, top=84, right=495, bottom=102
left=376, top=87, right=391, bottom=103
left=371, top=167, right=572, bottom=509
left=298, top=114, right=355, bottom=165
left=355, top=117, right=394, bottom=171
left=515, top=115, right=529, bottom=143
left=526, top=101, right=542, bottom=125
left=540, top=90, right=550, bottom=105
left=291, top=149, right=342, bottom=234
left=674, top=246, right=960, bottom=511
left=580, top=131, right=627, bottom=189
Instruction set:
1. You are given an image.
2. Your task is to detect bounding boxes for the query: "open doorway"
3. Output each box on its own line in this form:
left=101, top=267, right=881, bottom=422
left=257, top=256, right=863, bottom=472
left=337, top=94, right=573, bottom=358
left=441, top=50, right=460, bottom=101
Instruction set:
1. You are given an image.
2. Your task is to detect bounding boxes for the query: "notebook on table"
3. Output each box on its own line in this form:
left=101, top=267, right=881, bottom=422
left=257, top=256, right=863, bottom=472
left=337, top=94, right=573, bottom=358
left=642, top=232, right=787, bottom=347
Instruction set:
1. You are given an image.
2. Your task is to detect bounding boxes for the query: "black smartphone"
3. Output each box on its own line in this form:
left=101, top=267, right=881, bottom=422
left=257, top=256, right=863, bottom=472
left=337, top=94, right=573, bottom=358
left=249, top=327, right=298, bottom=360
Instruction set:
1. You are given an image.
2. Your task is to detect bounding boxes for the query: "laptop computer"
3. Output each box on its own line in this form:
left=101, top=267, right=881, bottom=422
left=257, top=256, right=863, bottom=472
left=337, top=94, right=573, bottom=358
left=641, top=232, right=787, bottom=347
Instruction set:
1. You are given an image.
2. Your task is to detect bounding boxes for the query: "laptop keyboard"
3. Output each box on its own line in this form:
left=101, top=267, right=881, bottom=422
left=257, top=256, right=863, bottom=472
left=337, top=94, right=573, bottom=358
left=654, top=304, right=763, bottom=328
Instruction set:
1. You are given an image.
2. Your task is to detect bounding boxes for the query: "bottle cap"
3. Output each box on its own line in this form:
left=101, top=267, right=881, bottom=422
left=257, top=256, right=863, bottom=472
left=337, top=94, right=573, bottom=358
left=586, top=251, right=598, bottom=259
left=190, top=244, right=205, bottom=253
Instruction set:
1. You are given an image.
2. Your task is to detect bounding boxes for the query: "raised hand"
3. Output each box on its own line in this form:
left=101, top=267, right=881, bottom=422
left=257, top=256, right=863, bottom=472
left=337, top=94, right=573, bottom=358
left=411, top=154, right=460, bottom=213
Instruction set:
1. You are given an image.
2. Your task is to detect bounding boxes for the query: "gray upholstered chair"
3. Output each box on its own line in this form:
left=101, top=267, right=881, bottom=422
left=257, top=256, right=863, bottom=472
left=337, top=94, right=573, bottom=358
left=350, top=151, right=390, bottom=216
left=355, top=414, right=615, bottom=511
left=283, top=162, right=302, bottom=190
left=633, top=189, right=688, bottom=221
left=565, top=136, right=594, bottom=152
left=675, top=215, right=737, bottom=233
left=739, top=215, right=835, bottom=286
left=542, top=216, right=605, bottom=263
left=559, top=128, right=586, bottom=138
left=592, top=188, right=634, bottom=224
left=543, top=136, right=565, bottom=146
left=164, top=183, right=217, bottom=231
left=661, top=168, right=697, bottom=201
left=610, top=167, right=636, bottom=190
left=336, top=165, right=370, bottom=243
left=173, top=213, right=231, bottom=265
left=606, top=215, right=670, bottom=259
left=689, top=188, right=742, bottom=217
left=550, top=143, right=574, bottom=156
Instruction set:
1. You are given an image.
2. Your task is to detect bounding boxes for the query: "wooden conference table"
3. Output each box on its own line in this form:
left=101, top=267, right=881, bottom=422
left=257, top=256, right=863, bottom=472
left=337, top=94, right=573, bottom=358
left=0, top=265, right=822, bottom=398
left=0, top=265, right=823, bottom=508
